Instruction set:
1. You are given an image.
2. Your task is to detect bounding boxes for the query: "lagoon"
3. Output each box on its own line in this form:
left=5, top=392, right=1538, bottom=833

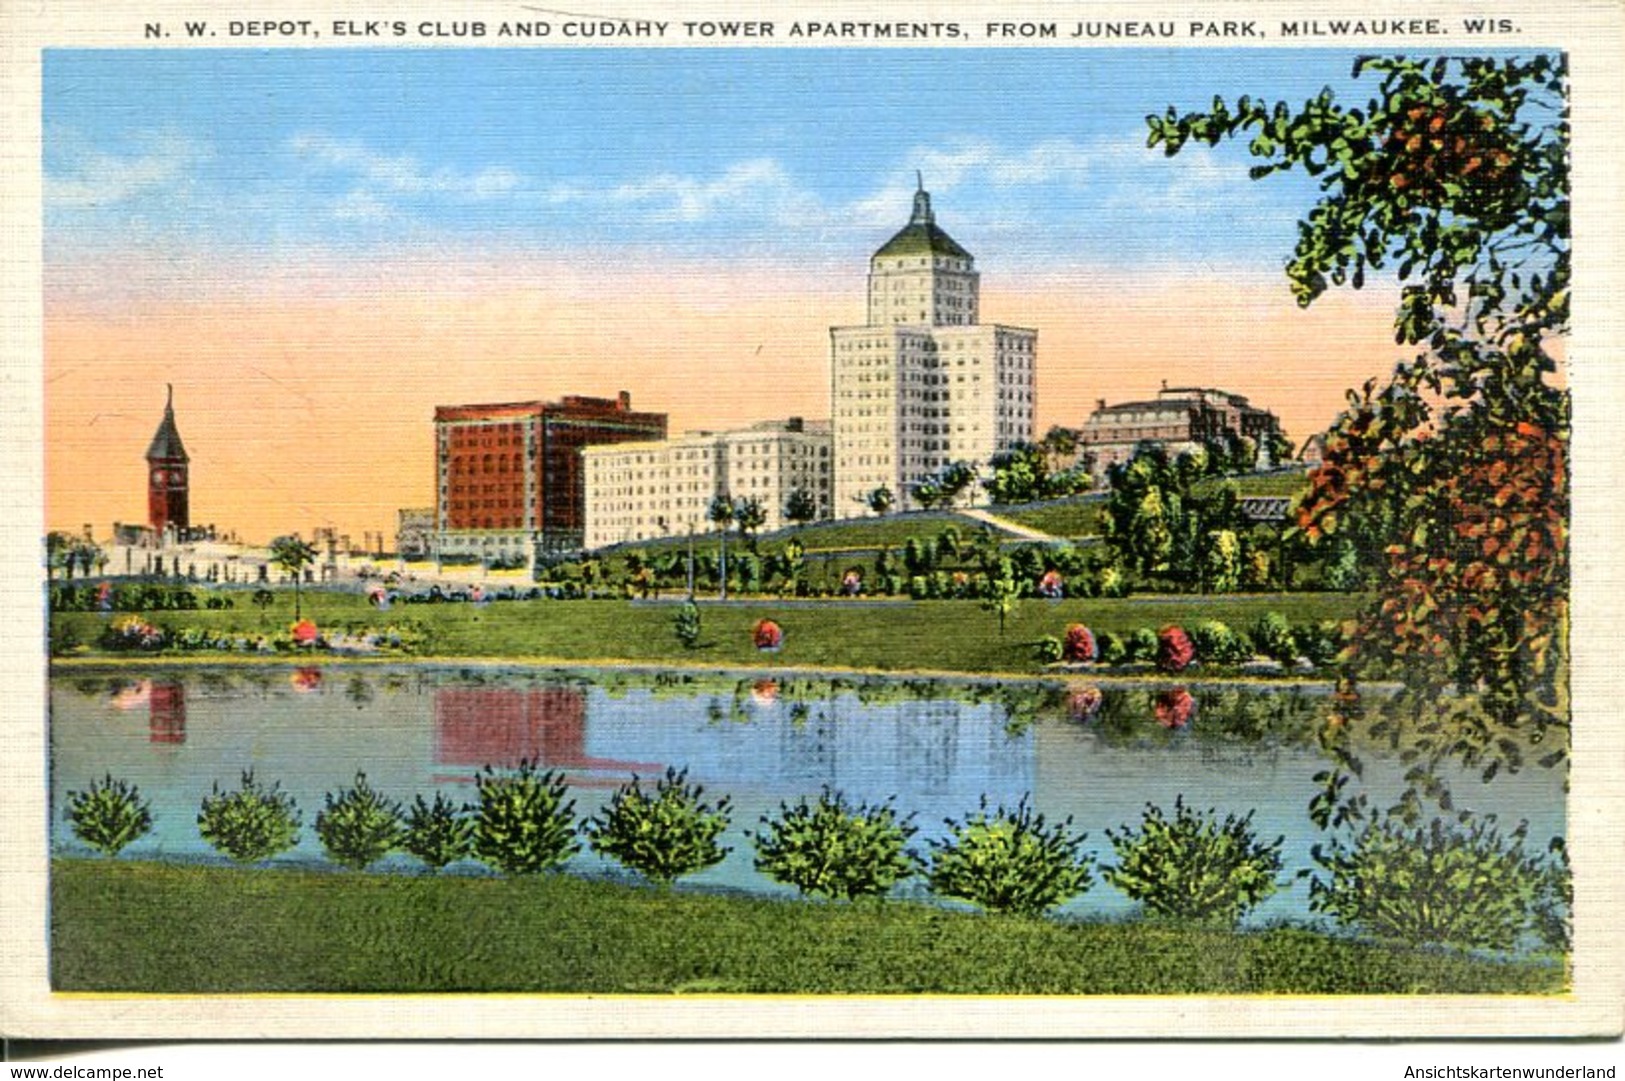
left=49, top=664, right=1566, bottom=928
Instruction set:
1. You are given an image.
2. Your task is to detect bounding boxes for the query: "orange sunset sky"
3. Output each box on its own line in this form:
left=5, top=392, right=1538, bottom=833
left=45, top=258, right=1405, bottom=545
left=43, top=47, right=1435, bottom=545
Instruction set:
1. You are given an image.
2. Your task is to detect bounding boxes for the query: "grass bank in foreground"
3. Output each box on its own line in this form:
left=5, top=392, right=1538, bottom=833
left=52, top=860, right=1562, bottom=995
left=52, top=593, right=1362, bottom=675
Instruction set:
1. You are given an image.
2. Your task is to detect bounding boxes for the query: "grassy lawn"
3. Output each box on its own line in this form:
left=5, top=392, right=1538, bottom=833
left=992, top=498, right=1107, bottom=538
left=51, top=860, right=1562, bottom=995
left=54, top=592, right=1363, bottom=674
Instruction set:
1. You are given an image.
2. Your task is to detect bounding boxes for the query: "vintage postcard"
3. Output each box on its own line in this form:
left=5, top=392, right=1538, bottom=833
left=2, top=0, right=1622, bottom=1046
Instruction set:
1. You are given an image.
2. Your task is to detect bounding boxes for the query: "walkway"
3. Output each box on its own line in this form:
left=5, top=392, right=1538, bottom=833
left=957, top=507, right=1059, bottom=542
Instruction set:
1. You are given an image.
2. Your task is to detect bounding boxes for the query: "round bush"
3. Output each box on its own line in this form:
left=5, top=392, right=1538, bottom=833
left=1250, top=611, right=1298, bottom=664
left=1062, top=623, right=1097, bottom=662
left=1156, top=625, right=1195, bottom=672
left=402, top=792, right=474, bottom=871
left=1096, top=631, right=1127, bottom=665
left=926, top=797, right=1094, bottom=916
left=1127, top=627, right=1160, bottom=663
left=1105, top=797, right=1285, bottom=923
left=1311, top=813, right=1553, bottom=951
left=472, top=759, right=580, bottom=875
left=753, top=789, right=918, bottom=900
left=1190, top=620, right=1250, bottom=666
left=1034, top=635, right=1064, bottom=663
left=65, top=774, right=152, bottom=857
left=198, top=770, right=302, bottom=863
left=315, top=772, right=405, bottom=870
left=588, top=767, right=732, bottom=885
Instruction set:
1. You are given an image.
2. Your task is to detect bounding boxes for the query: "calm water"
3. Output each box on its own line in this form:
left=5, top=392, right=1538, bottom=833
left=49, top=664, right=1566, bottom=927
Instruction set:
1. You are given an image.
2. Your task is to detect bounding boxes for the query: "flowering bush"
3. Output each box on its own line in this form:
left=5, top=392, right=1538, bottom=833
left=100, top=616, right=165, bottom=652
left=753, top=618, right=784, bottom=651
left=1037, top=570, right=1065, bottom=599
left=1062, top=623, right=1097, bottom=663
left=841, top=569, right=864, bottom=596
left=1156, top=625, right=1195, bottom=672
left=1066, top=684, right=1104, bottom=721
left=1154, top=687, right=1196, bottom=729
left=291, top=619, right=320, bottom=645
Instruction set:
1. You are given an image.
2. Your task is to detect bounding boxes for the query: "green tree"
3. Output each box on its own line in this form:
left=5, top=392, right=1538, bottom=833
left=784, top=487, right=819, bottom=529
left=269, top=535, right=318, bottom=620
left=866, top=486, right=894, bottom=517
left=980, top=557, right=1021, bottom=636
left=733, top=496, right=768, bottom=548
left=1149, top=55, right=1569, bottom=754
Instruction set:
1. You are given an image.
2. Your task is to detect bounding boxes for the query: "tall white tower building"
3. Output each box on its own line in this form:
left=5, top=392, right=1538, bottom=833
left=830, top=181, right=1037, bottom=516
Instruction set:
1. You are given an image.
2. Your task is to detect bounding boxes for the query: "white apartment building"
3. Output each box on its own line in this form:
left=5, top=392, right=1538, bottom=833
left=830, top=182, right=1037, bottom=516
left=582, top=418, right=833, bottom=550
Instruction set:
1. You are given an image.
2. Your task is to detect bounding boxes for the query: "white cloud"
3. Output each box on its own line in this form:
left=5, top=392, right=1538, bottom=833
left=287, top=132, right=524, bottom=207
left=45, top=132, right=206, bottom=209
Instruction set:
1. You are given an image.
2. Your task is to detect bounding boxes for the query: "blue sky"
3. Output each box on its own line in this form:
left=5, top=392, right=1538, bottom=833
left=42, top=48, right=1429, bottom=277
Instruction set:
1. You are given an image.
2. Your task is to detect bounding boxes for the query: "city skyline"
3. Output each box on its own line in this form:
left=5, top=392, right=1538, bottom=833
left=45, top=47, right=1447, bottom=543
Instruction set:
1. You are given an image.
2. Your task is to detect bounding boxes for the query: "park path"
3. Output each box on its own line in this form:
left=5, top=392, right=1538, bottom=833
left=957, top=507, right=1058, bottom=542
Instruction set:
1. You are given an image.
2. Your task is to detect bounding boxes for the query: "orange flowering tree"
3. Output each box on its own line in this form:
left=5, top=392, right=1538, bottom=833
left=1149, top=55, right=1570, bottom=756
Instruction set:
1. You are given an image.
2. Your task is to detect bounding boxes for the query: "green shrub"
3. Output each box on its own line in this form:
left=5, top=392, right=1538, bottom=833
left=1033, top=635, right=1064, bottom=663
left=65, top=774, right=153, bottom=857
left=1127, top=627, right=1159, bottom=663
left=673, top=600, right=702, bottom=649
left=1310, top=813, right=1552, bottom=951
left=1190, top=620, right=1251, bottom=666
left=315, top=772, right=404, bottom=870
left=197, top=770, right=302, bottom=863
left=472, top=760, right=579, bottom=875
left=1104, top=797, right=1285, bottom=923
left=1295, top=620, right=1346, bottom=667
left=1096, top=631, right=1127, bottom=665
left=1098, top=564, right=1130, bottom=598
left=587, top=767, right=732, bottom=885
left=753, top=789, right=918, bottom=900
left=1250, top=611, right=1298, bottom=664
left=403, top=792, right=474, bottom=871
left=926, top=797, right=1094, bottom=917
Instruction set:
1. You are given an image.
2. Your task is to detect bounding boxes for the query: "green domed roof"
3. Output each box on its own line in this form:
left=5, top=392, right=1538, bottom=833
left=873, top=185, right=971, bottom=260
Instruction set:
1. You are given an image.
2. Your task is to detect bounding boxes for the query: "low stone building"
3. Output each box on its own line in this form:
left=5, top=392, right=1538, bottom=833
left=1078, top=384, right=1284, bottom=474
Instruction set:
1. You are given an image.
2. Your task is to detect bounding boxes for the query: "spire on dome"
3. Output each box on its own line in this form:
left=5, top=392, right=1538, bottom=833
left=911, top=172, right=934, bottom=225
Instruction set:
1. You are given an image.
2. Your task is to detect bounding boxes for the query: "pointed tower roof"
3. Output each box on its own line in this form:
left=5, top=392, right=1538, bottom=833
left=872, top=177, right=971, bottom=260
left=146, top=384, right=189, bottom=461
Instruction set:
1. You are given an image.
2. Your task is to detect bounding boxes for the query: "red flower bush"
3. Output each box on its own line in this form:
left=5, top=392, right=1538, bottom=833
left=1062, top=623, right=1097, bottom=663
left=1067, top=684, right=1104, bottom=721
left=753, top=619, right=784, bottom=651
left=291, top=619, right=319, bottom=645
left=1156, top=625, right=1195, bottom=672
left=1154, top=688, right=1196, bottom=729
left=1038, top=570, right=1065, bottom=599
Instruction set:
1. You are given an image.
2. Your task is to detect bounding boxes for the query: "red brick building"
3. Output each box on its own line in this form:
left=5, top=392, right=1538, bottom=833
left=433, top=391, right=666, bottom=563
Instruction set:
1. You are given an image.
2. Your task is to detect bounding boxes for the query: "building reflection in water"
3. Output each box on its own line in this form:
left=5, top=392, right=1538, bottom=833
left=432, top=687, right=660, bottom=783
left=148, top=681, right=186, bottom=745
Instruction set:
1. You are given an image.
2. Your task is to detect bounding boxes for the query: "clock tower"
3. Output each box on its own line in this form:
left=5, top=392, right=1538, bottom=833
left=146, top=384, right=190, bottom=538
